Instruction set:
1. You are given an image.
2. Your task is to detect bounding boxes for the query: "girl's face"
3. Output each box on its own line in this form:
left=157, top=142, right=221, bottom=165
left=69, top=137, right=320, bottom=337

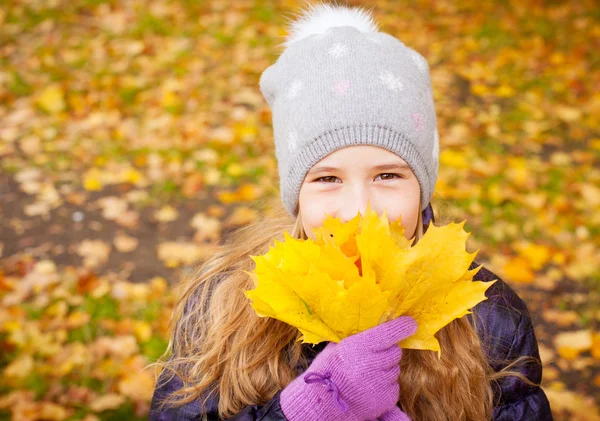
left=298, top=146, right=421, bottom=240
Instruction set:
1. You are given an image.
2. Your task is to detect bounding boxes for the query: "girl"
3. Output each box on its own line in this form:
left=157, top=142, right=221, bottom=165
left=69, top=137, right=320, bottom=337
left=149, top=3, right=553, bottom=421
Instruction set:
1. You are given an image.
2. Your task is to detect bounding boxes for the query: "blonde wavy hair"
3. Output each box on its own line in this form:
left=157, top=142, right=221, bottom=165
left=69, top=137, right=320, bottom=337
left=154, top=200, right=538, bottom=420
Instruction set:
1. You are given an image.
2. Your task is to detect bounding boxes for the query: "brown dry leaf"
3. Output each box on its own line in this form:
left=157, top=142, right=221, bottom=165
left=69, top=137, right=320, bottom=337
left=0, top=390, right=34, bottom=409
left=545, top=389, right=600, bottom=421
left=38, top=402, right=71, bottom=420
left=65, top=192, right=87, bottom=206
left=2, top=260, right=59, bottom=306
left=24, top=201, right=51, bottom=218
left=110, top=282, right=151, bottom=301
left=97, top=196, right=129, bottom=221
left=15, top=167, right=42, bottom=183
left=118, top=369, right=155, bottom=402
left=544, top=366, right=560, bottom=381
left=157, top=242, right=216, bottom=268
left=15, top=168, right=42, bottom=194
left=115, top=210, right=140, bottom=228
left=542, top=309, right=580, bottom=326
left=19, top=135, right=42, bottom=156
left=89, top=394, right=126, bottom=412
left=154, top=205, right=179, bottom=223
left=65, top=311, right=91, bottom=329
left=225, top=206, right=258, bottom=227
left=191, top=213, right=222, bottom=243
left=52, top=342, right=88, bottom=376
left=182, top=173, right=205, bottom=197
left=114, top=233, right=139, bottom=253
left=564, top=243, right=599, bottom=281
left=537, top=344, right=555, bottom=365
left=76, top=240, right=111, bottom=269
left=579, top=183, right=600, bottom=207
left=125, top=189, right=150, bottom=204
left=3, top=354, right=34, bottom=379
left=555, top=329, right=592, bottom=360
left=555, top=105, right=582, bottom=122
left=92, top=336, right=139, bottom=359
left=207, top=205, right=226, bottom=218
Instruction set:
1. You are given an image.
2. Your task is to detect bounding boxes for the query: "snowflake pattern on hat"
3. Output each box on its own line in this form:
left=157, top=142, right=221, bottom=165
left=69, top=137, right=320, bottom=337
left=408, top=49, right=428, bottom=74
left=379, top=71, right=404, bottom=92
left=329, top=43, right=349, bottom=57
left=334, top=79, right=351, bottom=94
left=287, top=128, right=299, bottom=153
left=287, top=80, right=304, bottom=99
left=413, top=113, right=425, bottom=133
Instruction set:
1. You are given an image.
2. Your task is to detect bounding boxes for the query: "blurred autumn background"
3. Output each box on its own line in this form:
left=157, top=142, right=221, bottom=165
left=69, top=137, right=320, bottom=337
left=0, top=0, right=598, bottom=419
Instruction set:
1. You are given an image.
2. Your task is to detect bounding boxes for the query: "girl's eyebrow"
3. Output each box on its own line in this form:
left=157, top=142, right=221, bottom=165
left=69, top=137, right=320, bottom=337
left=308, top=166, right=340, bottom=175
left=309, top=163, right=410, bottom=175
left=373, top=163, right=410, bottom=171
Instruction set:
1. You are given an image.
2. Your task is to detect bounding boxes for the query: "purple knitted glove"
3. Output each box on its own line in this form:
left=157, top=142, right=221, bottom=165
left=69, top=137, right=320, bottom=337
left=280, top=316, right=417, bottom=421
left=364, top=407, right=412, bottom=421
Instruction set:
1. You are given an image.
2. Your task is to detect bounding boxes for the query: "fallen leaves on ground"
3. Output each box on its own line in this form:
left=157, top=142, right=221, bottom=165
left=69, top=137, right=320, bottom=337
left=0, top=0, right=598, bottom=419
left=0, top=258, right=175, bottom=420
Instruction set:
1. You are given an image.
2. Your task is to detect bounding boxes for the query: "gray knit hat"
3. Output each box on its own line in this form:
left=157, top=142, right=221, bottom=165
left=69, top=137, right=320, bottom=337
left=259, top=3, right=439, bottom=216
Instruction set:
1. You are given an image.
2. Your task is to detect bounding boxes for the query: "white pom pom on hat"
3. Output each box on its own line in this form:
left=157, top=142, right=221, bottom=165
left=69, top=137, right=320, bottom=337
left=282, top=2, right=379, bottom=48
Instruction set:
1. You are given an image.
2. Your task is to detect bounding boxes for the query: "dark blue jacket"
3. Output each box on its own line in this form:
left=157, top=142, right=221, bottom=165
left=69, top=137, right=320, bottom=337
left=149, top=263, right=553, bottom=421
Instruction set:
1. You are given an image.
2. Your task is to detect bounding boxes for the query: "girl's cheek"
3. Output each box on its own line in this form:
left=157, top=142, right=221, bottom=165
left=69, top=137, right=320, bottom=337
left=381, top=196, right=419, bottom=234
left=300, top=202, right=327, bottom=237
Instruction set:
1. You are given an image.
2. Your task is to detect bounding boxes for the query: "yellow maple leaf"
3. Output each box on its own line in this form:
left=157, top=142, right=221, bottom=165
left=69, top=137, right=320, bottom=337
left=245, top=205, right=496, bottom=356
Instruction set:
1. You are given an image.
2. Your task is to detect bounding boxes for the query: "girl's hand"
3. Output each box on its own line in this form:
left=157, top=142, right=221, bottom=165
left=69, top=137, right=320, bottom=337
left=280, top=316, right=417, bottom=421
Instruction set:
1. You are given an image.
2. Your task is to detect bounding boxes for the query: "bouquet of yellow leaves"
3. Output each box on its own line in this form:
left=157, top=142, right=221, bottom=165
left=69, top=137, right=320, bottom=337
left=244, top=206, right=496, bottom=356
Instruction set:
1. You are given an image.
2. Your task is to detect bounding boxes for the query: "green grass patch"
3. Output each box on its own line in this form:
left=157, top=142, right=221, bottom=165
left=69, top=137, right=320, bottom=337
left=24, top=371, right=48, bottom=399
left=142, top=336, right=169, bottom=361
left=140, top=300, right=161, bottom=322
left=475, top=20, right=515, bottom=49
left=214, top=31, right=235, bottom=46
left=251, top=4, right=275, bottom=22
left=134, top=12, right=172, bottom=36
left=83, top=294, right=121, bottom=322
left=6, top=71, right=33, bottom=96
left=67, top=324, right=97, bottom=343
left=119, top=87, right=144, bottom=106
left=95, top=401, right=146, bottom=421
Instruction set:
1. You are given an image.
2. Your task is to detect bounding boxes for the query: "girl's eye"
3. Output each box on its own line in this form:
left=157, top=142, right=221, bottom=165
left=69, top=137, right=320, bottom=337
left=376, top=173, right=401, bottom=181
left=315, top=176, right=340, bottom=183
